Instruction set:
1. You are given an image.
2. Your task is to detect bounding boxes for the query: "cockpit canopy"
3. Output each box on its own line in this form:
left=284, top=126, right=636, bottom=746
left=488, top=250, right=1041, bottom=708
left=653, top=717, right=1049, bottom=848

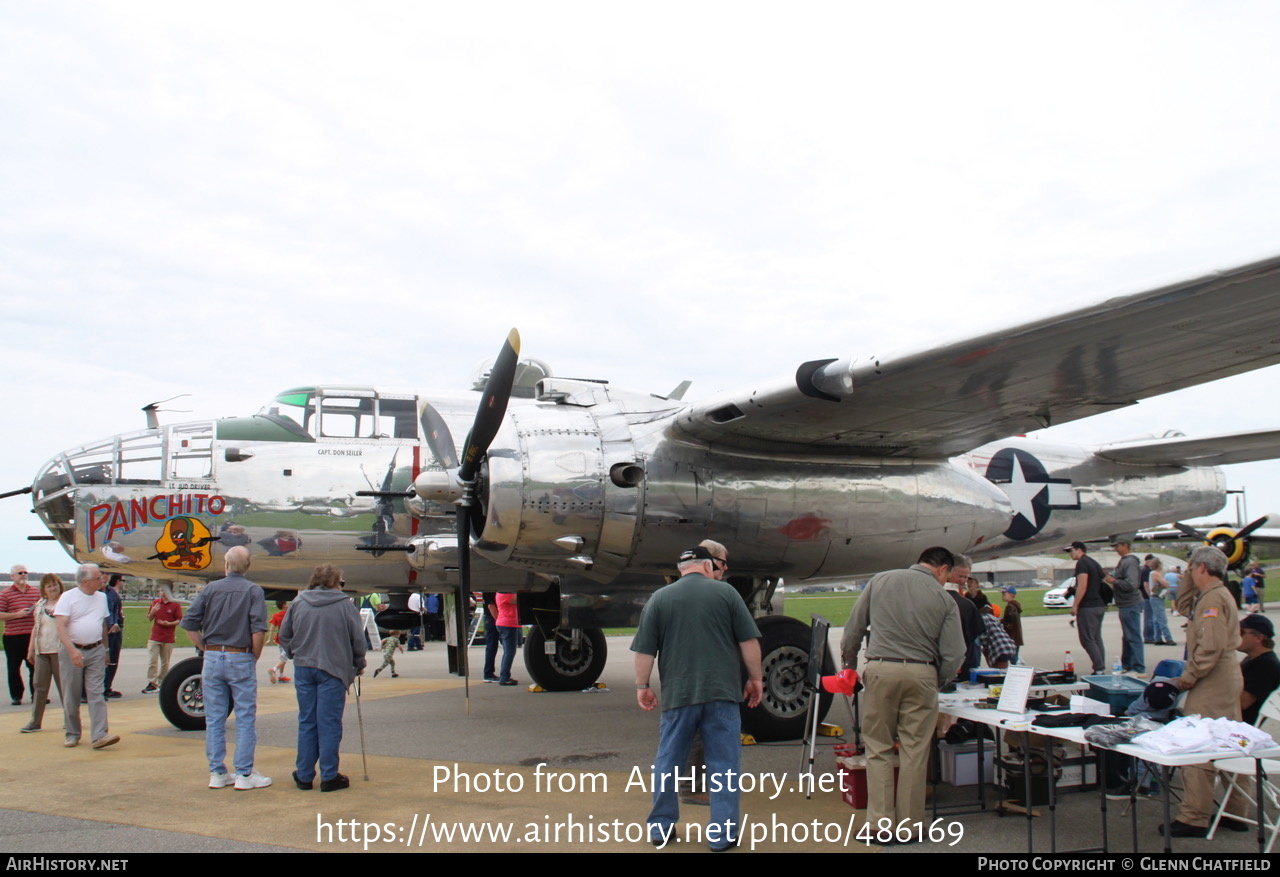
left=257, top=387, right=421, bottom=441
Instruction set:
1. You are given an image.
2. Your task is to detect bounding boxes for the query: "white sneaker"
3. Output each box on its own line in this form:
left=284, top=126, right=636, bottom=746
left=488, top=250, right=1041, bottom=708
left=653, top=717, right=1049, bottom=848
left=235, top=770, right=272, bottom=790
left=209, top=770, right=233, bottom=789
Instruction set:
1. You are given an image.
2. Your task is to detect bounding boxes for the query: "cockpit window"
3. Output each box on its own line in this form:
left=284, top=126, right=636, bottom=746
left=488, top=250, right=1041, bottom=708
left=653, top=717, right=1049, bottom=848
left=260, top=394, right=313, bottom=435
left=317, top=396, right=367, bottom=437
left=261, top=391, right=417, bottom=440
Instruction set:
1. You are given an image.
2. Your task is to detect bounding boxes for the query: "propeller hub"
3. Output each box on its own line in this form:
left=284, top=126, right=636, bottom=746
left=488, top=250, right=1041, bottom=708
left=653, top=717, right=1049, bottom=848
left=414, top=469, right=462, bottom=504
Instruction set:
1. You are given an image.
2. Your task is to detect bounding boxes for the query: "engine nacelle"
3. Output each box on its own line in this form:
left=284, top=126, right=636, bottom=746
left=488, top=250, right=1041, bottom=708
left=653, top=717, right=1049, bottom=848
left=472, top=400, right=642, bottom=580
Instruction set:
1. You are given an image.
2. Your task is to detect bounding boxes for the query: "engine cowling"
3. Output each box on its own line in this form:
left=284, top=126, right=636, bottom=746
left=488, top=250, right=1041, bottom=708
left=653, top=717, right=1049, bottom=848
left=471, top=401, right=642, bottom=580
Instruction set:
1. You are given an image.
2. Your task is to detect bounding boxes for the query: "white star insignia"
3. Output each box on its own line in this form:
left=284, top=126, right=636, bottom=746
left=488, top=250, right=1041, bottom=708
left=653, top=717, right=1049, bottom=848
left=1003, top=456, right=1047, bottom=525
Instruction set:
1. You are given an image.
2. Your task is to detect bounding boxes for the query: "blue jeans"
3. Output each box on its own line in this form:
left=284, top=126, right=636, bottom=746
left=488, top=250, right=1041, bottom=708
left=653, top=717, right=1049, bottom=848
left=295, top=665, right=347, bottom=782
left=647, top=700, right=741, bottom=850
left=1146, top=597, right=1173, bottom=643
left=203, top=651, right=258, bottom=775
left=1118, top=605, right=1145, bottom=673
left=497, top=626, right=518, bottom=682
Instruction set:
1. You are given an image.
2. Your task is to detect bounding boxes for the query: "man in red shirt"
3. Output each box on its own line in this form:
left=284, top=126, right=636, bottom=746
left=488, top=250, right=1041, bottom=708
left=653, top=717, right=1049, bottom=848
left=142, top=584, right=184, bottom=693
left=0, top=565, right=40, bottom=705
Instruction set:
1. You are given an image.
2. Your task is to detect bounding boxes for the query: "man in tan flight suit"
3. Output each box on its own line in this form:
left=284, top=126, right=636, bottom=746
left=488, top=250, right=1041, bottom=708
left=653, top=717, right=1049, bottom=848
left=1161, top=546, right=1243, bottom=839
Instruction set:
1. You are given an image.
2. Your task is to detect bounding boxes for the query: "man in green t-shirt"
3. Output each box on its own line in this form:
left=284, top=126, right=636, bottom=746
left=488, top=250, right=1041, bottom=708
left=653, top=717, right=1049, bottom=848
left=632, top=543, right=763, bottom=851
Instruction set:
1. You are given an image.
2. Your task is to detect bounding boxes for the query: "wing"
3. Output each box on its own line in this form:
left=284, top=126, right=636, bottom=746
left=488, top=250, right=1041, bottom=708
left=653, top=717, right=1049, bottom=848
left=676, top=254, right=1280, bottom=457
left=1096, top=429, right=1280, bottom=467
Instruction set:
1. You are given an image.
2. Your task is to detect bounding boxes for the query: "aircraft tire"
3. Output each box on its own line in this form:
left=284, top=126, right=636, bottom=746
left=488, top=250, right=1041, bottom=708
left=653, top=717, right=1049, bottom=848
left=742, top=615, right=833, bottom=742
left=523, top=627, right=607, bottom=691
left=159, top=656, right=206, bottom=731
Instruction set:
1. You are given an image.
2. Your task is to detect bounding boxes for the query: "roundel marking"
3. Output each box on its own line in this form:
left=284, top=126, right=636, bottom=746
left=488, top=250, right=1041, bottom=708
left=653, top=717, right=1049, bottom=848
left=983, top=448, right=1077, bottom=541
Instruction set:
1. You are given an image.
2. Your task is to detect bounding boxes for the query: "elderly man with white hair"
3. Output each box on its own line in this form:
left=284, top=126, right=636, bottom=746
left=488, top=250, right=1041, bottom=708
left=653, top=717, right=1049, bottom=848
left=55, top=563, right=119, bottom=749
left=0, top=563, right=39, bottom=705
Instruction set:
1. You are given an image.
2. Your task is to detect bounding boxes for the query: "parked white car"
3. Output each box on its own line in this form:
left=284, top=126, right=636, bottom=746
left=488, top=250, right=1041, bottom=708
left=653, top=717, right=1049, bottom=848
left=1042, top=585, right=1075, bottom=609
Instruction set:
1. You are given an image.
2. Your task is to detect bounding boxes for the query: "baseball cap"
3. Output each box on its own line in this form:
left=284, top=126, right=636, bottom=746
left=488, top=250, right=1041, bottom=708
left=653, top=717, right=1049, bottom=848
left=1241, top=614, right=1275, bottom=638
left=678, top=546, right=716, bottom=564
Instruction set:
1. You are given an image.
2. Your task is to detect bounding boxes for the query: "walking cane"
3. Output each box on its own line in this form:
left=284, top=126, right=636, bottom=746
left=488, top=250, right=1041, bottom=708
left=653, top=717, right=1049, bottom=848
left=355, top=675, right=370, bottom=781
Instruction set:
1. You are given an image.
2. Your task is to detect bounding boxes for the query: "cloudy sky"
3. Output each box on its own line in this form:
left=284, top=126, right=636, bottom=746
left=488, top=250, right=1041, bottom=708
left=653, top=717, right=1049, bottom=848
left=4, top=1, right=1280, bottom=571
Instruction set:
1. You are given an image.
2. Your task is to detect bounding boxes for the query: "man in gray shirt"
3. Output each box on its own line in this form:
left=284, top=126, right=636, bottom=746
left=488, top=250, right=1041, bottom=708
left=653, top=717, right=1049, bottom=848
left=181, top=546, right=270, bottom=790
left=842, top=546, right=965, bottom=844
left=1106, top=539, right=1145, bottom=675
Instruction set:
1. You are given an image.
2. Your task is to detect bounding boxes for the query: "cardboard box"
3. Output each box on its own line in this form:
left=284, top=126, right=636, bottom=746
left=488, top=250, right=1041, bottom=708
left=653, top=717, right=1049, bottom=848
left=1058, top=760, right=1098, bottom=788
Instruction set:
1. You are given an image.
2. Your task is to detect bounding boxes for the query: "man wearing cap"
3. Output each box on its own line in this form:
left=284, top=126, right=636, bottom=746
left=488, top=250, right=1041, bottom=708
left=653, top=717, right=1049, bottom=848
left=632, top=542, right=762, bottom=851
left=1106, top=539, right=1145, bottom=675
left=1067, top=541, right=1108, bottom=675
left=1239, top=613, right=1279, bottom=725
left=1161, top=546, right=1243, bottom=838
left=842, top=546, right=965, bottom=845
left=181, top=545, right=271, bottom=791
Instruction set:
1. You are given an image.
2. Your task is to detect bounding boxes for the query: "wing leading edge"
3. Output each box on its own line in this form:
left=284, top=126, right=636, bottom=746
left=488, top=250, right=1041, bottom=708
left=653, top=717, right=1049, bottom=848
left=676, top=254, right=1280, bottom=458
left=1096, top=428, right=1280, bottom=468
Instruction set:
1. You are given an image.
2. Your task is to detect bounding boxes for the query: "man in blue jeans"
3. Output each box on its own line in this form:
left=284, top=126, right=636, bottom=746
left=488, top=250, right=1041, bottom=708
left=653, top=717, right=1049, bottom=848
left=1107, top=540, right=1146, bottom=675
left=181, top=546, right=271, bottom=790
left=632, top=543, right=762, bottom=851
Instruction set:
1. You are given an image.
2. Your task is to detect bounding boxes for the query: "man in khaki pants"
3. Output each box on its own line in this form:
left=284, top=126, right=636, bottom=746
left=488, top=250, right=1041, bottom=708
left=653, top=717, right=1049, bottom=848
left=842, top=546, right=965, bottom=846
left=1160, top=546, right=1243, bottom=839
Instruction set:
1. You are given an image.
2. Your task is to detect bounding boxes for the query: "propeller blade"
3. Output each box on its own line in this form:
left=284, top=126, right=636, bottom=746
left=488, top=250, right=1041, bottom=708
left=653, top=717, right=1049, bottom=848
left=1174, top=522, right=1208, bottom=540
left=1237, top=515, right=1271, bottom=540
left=419, top=401, right=459, bottom=471
left=457, top=329, right=520, bottom=484
left=450, top=328, right=520, bottom=702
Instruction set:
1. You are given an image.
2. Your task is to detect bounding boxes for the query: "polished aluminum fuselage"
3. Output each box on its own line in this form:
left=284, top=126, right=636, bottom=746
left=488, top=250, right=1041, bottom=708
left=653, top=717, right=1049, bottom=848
left=31, top=381, right=1225, bottom=593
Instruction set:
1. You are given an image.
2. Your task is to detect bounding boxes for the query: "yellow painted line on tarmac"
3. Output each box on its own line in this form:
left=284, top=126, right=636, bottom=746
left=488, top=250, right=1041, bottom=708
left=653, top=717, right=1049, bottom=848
left=1, top=679, right=870, bottom=853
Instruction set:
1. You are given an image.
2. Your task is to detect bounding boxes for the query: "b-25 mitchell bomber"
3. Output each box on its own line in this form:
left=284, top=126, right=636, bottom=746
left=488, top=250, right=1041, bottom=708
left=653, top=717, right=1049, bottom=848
left=16, top=253, right=1280, bottom=740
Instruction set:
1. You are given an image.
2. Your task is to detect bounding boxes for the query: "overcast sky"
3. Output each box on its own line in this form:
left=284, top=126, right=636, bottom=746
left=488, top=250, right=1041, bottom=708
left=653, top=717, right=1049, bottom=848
left=5, top=1, right=1280, bottom=572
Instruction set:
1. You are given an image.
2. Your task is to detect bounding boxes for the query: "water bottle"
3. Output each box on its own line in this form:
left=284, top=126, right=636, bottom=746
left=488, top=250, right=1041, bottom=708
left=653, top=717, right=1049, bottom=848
left=1111, top=658, right=1122, bottom=676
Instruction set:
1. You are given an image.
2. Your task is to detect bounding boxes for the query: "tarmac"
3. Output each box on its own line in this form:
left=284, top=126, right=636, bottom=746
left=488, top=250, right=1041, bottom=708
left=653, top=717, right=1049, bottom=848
left=0, top=610, right=1271, bottom=854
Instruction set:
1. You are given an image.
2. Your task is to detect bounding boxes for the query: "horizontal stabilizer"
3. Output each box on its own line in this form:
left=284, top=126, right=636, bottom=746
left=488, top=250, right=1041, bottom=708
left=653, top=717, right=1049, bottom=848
left=1095, top=429, right=1280, bottom=467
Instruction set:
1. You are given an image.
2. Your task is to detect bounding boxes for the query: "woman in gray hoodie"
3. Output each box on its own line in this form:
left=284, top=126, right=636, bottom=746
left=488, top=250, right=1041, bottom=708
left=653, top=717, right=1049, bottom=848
left=279, top=564, right=367, bottom=792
